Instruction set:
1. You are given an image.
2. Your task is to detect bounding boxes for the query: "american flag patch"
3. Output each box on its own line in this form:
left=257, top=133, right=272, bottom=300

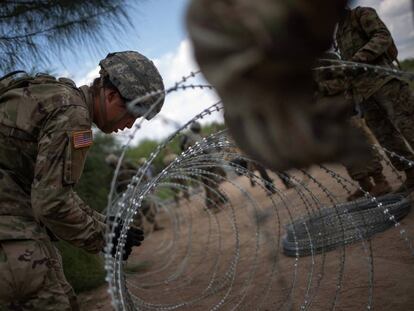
left=72, top=130, right=93, bottom=149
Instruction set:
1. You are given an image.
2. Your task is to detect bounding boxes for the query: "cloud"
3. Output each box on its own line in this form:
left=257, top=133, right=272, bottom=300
left=75, top=66, right=100, bottom=87
left=355, top=0, right=414, bottom=59
left=72, top=39, right=222, bottom=145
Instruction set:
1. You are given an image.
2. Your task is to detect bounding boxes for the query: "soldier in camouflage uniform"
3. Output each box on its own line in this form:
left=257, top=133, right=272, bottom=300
left=0, top=51, right=164, bottom=310
left=162, top=147, right=191, bottom=206
left=344, top=117, right=392, bottom=200
left=181, top=122, right=228, bottom=213
left=105, top=154, right=163, bottom=232
left=336, top=6, right=414, bottom=193
left=186, top=0, right=357, bottom=172
left=315, top=52, right=391, bottom=201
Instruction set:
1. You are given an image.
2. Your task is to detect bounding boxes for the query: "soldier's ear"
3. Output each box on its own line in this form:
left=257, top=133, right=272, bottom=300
left=106, top=88, right=119, bottom=102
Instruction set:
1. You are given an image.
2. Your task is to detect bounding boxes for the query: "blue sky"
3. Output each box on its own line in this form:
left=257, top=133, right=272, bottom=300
left=130, top=0, right=188, bottom=59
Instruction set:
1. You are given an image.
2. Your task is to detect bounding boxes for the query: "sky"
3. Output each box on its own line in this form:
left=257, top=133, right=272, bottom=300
left=54, top=0, right=414, bottom=144
left=354, top=0, right=414, bottom=58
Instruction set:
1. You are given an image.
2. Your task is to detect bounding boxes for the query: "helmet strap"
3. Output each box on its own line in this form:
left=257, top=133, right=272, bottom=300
left=97, top=74, right=134, bottom=132
left=103, top=110, right=131, bottom=132
left=98, top=77, right=108, bottom=124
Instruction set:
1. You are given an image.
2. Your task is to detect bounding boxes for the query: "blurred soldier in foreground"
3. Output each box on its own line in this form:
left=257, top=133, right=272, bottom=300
left=0, top=51, right=164, bottom=310
left=181, top=122, right=228, bottom=213
left=315, top=52, right=391, bottom=201
left=186, top=0, right=356, bottom=172
left=336, top=6, right=414, bottom=193
left=105, top=154, right=163, bottom=232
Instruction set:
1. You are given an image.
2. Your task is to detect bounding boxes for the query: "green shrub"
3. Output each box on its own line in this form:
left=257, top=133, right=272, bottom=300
left=400, top=58, right=414, bottom=90
left=57, top=241, right=106, bottom=293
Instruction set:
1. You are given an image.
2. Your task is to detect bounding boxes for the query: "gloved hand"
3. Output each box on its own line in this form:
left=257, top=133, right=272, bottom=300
left=108, top=216, right=144, bottom=260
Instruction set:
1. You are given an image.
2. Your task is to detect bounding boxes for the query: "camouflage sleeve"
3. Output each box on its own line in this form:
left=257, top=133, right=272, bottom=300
left=318, top=79, right=346, bottom=96
left=352, top=7, right=392, bottom=62
left=31, top=102, right=106, bottom=254
left=73, top=193, right=106, bottom=223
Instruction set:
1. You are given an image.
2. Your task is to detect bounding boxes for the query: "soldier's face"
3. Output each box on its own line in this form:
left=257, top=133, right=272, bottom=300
left=94, top=88, right=136, bottom=133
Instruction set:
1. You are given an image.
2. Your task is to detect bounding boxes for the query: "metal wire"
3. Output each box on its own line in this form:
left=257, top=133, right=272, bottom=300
left=104, top=69, right=414, bottom=311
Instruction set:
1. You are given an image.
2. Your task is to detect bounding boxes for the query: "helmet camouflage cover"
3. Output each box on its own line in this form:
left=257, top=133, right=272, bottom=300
left=99, top=51, right=165, bottom=120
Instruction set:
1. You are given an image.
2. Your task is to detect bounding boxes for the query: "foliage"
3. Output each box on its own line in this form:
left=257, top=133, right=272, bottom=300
left=126, top=122, right=226, bottom=174
left=56, top=241, right=106, bottom=293
left=400, top=58, right=414, bottom=90
left=201, top=122, right=226, bottom=136
left=400, top=58, right=414, bottom=72
left=0, top=0, right=136, bottom=74
left=124, top=260, right=153, bottom=274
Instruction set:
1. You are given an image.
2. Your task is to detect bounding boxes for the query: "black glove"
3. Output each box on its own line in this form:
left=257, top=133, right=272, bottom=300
left=108, top=217, right=144, bottom=260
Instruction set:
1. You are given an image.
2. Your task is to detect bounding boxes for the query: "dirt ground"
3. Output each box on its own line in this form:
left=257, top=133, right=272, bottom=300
left=79, top=165, right=414, bottom=310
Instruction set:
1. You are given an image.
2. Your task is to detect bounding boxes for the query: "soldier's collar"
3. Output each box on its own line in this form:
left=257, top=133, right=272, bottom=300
left=79, top=85, right=94, bottom=122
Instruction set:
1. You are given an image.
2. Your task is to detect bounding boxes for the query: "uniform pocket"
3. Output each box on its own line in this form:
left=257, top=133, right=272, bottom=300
left=0, top=240, right=50, bottom=300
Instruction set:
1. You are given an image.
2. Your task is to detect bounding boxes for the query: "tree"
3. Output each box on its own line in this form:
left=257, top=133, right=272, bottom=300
left=400, top=58, right=414, bottom=90
left=0, top=0, right=136, bottom=74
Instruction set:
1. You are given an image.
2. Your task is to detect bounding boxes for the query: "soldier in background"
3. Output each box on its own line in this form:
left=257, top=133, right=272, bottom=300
left=162, top=147, right=190, bottom=206
left=181, top=122, right=228, bottom=213
left=106, top=154, right=163, bottom=232
left=0, top=51, right=164, bottom=310
left=345, top=117, right=391, bottom=200
left=315, top=52, right=391, bottom=201
left=336, top=6, right=414, bottom=193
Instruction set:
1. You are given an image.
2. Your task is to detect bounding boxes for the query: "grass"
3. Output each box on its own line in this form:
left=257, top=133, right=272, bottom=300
left=57, top=241, right=106, bottom=293
left=124, top=260, right=153, bottom=273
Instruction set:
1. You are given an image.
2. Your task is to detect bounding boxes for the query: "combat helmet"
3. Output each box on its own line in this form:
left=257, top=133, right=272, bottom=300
left=99, top=51, right=165, bottom=120
left=190, top=121, right=201, bottom=133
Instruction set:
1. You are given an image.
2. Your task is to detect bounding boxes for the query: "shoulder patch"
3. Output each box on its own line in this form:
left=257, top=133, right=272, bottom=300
left=72, top=130, right=93, bottom=149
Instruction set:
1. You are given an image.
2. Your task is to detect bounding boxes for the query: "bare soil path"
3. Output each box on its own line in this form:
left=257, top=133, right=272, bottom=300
left=79, top=166, right=414, bottom=310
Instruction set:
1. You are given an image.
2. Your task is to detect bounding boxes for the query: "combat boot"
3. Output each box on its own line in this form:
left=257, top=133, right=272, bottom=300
left=347, top=177, right=373, bottom=201
left=395, top=167, right=414, bottom=194
left=370, top=173, right=392, bottom=197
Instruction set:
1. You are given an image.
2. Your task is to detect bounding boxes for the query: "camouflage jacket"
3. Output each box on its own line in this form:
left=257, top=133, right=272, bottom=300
left=314, top=67, right=347, bottom=97
left=335, top=7, right=398, bottom=103
left=0, top=73, right=105, bottom=253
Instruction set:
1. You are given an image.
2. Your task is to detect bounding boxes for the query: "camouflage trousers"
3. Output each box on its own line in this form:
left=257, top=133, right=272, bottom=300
left=362, top=79, right=414, bottom=171
left=0, top=239, right=78, bottom=311
left=202, top=167, right=228, bottom=210
left=343, top=117, right=383, bottom=181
